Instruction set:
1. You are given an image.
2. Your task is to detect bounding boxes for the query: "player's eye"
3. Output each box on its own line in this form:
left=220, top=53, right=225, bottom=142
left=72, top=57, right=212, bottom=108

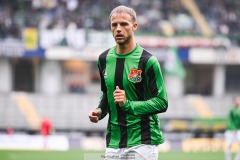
left=120, top=22, right=128, bottom=26
left=111, top=23, right=117, bottom=27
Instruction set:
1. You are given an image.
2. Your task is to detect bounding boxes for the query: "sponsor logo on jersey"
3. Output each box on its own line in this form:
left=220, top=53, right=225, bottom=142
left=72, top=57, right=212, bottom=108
left=128, top=69, right=142, bottom=83
left=103, top=69, right=107, bottom=79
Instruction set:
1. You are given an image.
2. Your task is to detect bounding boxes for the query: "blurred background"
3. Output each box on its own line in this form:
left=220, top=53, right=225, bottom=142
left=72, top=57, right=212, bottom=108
left=0, top=0, right=240, bottom=154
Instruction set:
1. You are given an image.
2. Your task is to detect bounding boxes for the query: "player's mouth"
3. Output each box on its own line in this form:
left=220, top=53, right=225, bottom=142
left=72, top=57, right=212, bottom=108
left=115, top=34, right=124, bottom=40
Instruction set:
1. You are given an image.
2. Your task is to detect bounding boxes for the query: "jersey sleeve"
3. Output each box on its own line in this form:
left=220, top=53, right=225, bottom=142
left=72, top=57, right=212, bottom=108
left=97, top=92, right=109, bottom=120
left=96, top=55, right=109, bottom=120
left=122, top=57, right=168, bottom=116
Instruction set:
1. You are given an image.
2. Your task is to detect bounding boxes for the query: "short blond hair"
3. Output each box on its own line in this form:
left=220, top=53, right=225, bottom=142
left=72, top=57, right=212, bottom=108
left=109, top=5, right=137, bottom=22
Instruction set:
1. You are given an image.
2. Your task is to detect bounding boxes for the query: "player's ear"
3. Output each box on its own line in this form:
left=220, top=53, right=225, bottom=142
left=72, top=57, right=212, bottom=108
left=132, top=22, right=138, bottom=32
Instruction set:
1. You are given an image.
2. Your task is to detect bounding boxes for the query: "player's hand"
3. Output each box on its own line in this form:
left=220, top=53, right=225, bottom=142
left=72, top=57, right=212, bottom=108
left=113, top=86, right=126, bottom=107
left=89, top=109, right=102, bottom=123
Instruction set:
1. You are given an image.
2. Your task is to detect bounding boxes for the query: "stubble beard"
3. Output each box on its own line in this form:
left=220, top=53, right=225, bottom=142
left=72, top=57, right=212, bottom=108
left=115, top=35, right=132, bottom=45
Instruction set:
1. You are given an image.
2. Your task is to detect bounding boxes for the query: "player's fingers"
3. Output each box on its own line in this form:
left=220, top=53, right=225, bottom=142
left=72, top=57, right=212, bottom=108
left=113, top=90, right=125, bottom=96
left=114, top=93, right=125, bottom=99
left=114, top=86, right=125, bottom=94
left=92, top=111, right=98, bottom=116
left=89, top=115, right=96, bottom=120
left=90, top=119, right=98, bottom=123
left=115, top=95, right=124, bottom=99
left=92, top=118, right=98, bottom=123
left=113, top=93, right=122, bottom=98
left=113, top=90, right=121, bottom=95
left=88, top=110, right=95, bottom=117
left=94, top=110, right=102, bottom=117
left=89, top=111, right=97, bottom=118
left=114, top=96, right=125, bottom=102
left=89, top=116, right=99, bottom=123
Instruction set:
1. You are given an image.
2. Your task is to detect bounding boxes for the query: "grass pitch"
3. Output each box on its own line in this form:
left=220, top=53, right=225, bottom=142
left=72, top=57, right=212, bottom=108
left=0, top=150, right=225, bottom=160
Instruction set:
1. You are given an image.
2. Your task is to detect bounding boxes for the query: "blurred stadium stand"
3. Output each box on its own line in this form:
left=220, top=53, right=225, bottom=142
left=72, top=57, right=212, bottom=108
left=0, top=0, right=240, bottom=150
left=0, top=91, right=232, bottom=132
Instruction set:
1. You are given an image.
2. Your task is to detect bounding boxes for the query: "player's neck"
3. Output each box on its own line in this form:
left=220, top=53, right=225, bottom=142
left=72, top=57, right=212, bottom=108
left=116, top=40, right=136, bottom=55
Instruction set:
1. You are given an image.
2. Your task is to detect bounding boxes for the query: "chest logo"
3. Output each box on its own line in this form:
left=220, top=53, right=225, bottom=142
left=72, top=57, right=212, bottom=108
left=128, top=69, right=142, bottom=83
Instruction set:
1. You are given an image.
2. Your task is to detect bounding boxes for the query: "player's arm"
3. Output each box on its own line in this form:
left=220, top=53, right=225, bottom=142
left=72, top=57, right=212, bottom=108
left=121, top=58, right=168, bottom=116
left=91, top=58, right=109, bottom=120
left=96, top=92, right=109, bottom=120
left=89, top=92, right=109, bottom=123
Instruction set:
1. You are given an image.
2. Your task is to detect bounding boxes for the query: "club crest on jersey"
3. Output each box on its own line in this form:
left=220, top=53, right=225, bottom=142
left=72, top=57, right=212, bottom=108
left=128, top=69, right=142, bottom=83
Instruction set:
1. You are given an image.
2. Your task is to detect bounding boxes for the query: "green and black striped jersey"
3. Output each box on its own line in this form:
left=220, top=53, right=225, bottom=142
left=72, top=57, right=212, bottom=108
left=97, top=44, right=168, bottom=148
left=227, top=107, right=240, bottom=130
